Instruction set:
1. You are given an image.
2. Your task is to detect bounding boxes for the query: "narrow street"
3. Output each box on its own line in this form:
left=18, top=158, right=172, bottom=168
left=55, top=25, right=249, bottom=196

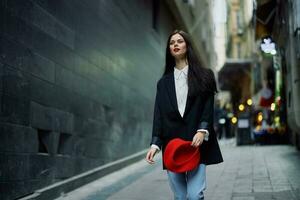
left=56, top=140, right=300, bottom=200
left=1, top=1, right=300, bottom=199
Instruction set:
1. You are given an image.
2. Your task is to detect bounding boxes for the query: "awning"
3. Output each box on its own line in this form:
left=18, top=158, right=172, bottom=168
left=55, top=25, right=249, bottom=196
left=218, top=59, right=252, bottom=90
left=218, top=59, right=252, bottom=111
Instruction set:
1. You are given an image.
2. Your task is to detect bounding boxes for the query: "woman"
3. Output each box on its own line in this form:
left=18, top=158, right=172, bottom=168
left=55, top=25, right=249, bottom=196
left=145, top=30, right=223, bottom=200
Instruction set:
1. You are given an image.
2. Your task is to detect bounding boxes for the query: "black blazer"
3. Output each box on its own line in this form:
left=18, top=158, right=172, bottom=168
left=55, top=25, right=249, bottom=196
left=151, top=72, right=223, bottom=169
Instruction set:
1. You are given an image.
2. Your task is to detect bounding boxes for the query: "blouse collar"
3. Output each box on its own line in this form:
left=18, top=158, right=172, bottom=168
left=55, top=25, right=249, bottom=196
left=174, top=65, right=188, bottom=80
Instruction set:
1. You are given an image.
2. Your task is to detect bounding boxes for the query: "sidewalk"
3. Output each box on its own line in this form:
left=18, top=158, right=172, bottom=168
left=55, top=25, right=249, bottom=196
left=56, top=139, right=300, bottom=200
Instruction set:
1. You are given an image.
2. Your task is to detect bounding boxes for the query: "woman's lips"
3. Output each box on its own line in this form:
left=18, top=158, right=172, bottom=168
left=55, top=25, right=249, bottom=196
left=174, top=48, right=180, bottom=52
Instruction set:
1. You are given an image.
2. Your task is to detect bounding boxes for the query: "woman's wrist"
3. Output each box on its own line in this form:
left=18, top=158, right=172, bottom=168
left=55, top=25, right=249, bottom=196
left=196, top=131, right=206, bottom=136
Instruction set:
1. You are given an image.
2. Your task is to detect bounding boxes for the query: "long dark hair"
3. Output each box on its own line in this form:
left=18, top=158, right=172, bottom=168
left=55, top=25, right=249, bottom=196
left=164, top=30, right=217, bottom=96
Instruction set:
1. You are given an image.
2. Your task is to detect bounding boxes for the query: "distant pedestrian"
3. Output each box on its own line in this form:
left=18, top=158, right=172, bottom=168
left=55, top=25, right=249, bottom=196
left=145, top=30, right=223, bottom=200
left=216, top=106, right=227, bottom=139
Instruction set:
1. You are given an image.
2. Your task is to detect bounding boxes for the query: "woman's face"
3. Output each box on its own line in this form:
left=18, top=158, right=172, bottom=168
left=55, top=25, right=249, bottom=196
left=169, top=33, right=187, bottom=59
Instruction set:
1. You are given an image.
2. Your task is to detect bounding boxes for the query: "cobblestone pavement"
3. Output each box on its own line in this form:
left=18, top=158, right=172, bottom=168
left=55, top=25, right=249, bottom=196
left=56, top=139, right=300, bottom=200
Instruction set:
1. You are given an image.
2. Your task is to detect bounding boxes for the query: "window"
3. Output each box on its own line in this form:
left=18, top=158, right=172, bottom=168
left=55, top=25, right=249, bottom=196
left=57, top=133, right=72, bottom=155
left=37, top=129, right=51, bottom=154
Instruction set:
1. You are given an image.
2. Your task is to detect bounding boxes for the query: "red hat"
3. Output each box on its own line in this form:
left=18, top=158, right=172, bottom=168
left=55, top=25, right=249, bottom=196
left=163, top=138, right=200, bottom=173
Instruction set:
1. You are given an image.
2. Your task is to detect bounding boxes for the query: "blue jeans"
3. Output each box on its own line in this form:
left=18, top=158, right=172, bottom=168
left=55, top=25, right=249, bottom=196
left=167, top=164, right=206, bottom=200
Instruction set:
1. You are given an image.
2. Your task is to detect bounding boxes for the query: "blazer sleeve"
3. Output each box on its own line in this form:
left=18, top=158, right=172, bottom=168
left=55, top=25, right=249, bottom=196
left=150, top=81, right=163, bottom=148
left=197, top=92, right=215, bottom=131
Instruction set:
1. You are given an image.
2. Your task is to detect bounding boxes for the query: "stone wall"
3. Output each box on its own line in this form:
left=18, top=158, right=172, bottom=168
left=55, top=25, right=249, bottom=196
left=0, top=0, right=177, bottom=199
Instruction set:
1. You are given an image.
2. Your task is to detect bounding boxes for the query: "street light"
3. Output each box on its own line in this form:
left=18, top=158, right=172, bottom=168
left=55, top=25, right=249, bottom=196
left=270, top=49, right=277, bottom=55
left=238, top=104, right=245, bottom=111
left=260, top=37, right=276, bottom=55
left=257, top=112, right=263, bottom=123
left=231, top=117, right=237, bottom=124
left=247, top=99, right=253, bottom=106
left=270, top=103, right=275, bottom=111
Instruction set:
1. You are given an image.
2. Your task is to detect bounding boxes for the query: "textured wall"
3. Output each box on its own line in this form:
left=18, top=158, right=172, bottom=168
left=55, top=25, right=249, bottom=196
left=0, top=0, right=176, bottom=199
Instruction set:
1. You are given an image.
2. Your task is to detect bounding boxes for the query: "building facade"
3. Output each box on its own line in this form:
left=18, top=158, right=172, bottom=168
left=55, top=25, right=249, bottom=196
left=212, top=0, right=227, bottom=72
left=226, top=0, right=255, bottom=59
left=255, top=0, right=300, bottom=148
left=219, top=0, right=255, bottom=111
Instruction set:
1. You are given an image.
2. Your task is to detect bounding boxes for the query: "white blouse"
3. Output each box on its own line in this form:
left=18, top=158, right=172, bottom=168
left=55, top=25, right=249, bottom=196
left=174, top=65, right=189, bottom=117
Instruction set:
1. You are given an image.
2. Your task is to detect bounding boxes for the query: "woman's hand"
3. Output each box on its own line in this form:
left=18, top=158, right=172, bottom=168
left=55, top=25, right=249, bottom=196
left=191, top=131, right=205, bottom=147
left=145, top=147, right=158, bottom=164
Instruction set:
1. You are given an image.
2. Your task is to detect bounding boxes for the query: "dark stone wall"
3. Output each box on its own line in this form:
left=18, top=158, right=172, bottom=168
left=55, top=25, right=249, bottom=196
left=0, top=0, right=176, bottom=199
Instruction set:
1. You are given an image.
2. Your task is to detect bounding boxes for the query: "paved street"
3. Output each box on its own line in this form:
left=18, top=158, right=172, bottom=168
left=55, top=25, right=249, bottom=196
left=56, top=139, right=300, bottom=200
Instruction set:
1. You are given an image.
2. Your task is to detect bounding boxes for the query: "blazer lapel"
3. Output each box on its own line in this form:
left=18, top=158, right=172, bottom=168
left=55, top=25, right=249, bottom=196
left=165, top=74, right=181, bottom=117
left=183, top=91, right=197, bottom=122
left=165, top=74, right=195, bottom=119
